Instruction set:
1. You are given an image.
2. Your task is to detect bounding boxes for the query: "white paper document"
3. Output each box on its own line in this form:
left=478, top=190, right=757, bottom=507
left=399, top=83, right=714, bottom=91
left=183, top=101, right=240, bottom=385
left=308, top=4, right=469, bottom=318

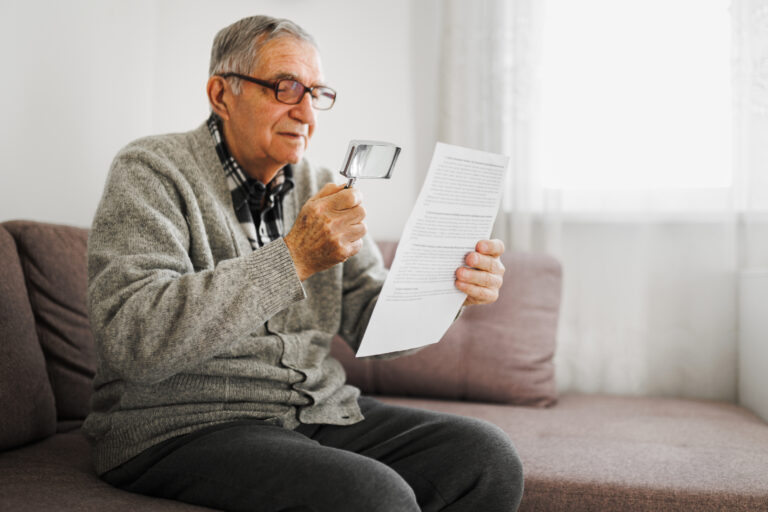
left=356, top=142, right=509, bottom=357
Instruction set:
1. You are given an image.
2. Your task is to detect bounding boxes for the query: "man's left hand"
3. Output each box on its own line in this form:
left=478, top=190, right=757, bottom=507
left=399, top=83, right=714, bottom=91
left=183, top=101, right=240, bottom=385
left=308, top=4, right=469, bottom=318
left=456, top=239, right=506, bottom=306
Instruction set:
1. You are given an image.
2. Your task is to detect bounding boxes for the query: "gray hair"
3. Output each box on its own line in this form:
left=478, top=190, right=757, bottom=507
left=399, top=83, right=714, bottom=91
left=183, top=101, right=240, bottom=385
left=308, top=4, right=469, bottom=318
left=209, top=15, right=317, bottom=94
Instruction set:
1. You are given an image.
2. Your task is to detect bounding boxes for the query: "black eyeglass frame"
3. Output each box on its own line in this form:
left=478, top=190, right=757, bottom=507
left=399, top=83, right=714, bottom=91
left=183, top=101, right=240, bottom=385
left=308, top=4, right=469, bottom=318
left=217, top=72, right=337, bottom=110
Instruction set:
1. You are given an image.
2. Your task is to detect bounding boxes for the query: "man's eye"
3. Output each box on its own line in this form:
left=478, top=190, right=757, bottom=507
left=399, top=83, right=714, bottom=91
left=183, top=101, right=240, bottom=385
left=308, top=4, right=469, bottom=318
left=278, top=80, right=301, bottom=94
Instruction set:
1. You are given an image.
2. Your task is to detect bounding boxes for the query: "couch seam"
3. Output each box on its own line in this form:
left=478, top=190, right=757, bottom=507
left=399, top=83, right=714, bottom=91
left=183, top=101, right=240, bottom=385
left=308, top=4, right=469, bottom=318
left=522, top=487, right=764, bottom=506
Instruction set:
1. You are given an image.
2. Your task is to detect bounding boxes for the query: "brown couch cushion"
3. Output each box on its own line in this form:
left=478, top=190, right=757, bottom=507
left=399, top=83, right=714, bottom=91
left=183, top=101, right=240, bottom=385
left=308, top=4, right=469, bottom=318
left=3, top=221, right=96, bottom=423
left=333, top=242, right=560, bottom=406
left=0, top=431, right=212, bottom=511
left=0, top=226, right=56, bottom=450
left=380, top=394, right=768, bottom=512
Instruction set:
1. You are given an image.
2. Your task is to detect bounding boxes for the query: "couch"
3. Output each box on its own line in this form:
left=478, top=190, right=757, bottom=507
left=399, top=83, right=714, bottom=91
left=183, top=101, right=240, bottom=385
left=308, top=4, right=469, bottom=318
left=1, top=219, right=767, bottom=511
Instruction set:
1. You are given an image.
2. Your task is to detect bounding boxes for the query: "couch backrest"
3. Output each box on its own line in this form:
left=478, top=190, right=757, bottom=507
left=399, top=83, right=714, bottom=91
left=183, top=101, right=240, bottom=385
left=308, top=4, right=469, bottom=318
left=1, top=221, right=95, bottom=441
left=0, top=224, right=57, bottom=450
left=0, top=220, right=562, bottom=452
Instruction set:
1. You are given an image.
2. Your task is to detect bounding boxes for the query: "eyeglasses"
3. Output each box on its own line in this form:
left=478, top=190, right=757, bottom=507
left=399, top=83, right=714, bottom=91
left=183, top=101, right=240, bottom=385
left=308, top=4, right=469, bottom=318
left=217, top=73, right=337, bottom=110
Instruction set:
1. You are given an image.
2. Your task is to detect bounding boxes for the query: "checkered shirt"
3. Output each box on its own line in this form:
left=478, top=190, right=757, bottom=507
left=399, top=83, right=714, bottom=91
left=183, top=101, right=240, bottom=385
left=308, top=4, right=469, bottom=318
left=207, top=114, right=294, bottom=250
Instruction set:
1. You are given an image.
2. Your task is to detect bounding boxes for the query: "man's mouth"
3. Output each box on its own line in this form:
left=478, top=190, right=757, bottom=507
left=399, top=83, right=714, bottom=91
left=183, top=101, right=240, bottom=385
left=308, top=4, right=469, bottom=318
left=279, top=132, right=305, bottom=140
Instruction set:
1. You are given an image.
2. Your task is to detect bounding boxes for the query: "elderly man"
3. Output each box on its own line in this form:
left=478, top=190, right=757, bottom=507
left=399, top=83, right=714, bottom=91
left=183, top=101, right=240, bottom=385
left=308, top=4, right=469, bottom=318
left=85, top=15, right=523, bottom=512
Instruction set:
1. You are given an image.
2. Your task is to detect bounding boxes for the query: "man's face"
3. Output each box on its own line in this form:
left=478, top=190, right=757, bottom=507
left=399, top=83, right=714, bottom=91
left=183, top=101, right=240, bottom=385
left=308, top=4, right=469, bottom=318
left=224, top=37, right=323, bottom=181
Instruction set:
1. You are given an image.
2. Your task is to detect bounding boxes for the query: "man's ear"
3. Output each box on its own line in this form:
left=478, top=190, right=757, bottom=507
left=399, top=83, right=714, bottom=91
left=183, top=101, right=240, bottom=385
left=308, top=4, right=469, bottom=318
left=207, top=76, right=234, bottom=121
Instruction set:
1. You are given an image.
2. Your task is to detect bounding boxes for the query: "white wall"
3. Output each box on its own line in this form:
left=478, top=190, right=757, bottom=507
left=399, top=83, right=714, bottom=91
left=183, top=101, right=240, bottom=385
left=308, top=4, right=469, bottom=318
left=0, top=0, right=156, bottom=228
left=553, top=217, right=739, bottom=402
left=0, top=0, right=442, bottom=240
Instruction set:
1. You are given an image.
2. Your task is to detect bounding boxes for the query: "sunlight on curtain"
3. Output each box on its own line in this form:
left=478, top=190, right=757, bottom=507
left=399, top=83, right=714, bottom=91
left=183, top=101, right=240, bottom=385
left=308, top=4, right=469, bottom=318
left=539, top=0, right=732, bottom=195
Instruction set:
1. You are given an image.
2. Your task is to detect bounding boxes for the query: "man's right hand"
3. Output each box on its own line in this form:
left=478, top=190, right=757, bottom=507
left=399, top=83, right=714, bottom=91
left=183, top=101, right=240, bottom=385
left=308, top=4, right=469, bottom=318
left=284, top=183, right=367, bottom=281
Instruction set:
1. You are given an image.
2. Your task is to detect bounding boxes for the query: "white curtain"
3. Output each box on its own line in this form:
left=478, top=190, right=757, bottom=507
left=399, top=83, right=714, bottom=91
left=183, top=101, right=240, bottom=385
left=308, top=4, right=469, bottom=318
left=439, top=0, right=560, bottom=256
left=438, top=0, right=768, bottom=403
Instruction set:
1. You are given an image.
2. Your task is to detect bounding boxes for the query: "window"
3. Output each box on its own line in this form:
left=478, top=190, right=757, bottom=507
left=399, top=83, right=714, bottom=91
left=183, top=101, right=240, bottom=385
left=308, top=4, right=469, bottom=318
left=536, top=0, right=732, bottom=211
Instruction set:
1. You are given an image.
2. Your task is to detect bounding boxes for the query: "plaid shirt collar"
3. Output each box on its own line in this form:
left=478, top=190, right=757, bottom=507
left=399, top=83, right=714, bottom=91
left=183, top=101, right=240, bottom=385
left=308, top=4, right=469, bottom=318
left=207, top=113, right=294, bottom=249
left=207, top=114, right=294, bottom=209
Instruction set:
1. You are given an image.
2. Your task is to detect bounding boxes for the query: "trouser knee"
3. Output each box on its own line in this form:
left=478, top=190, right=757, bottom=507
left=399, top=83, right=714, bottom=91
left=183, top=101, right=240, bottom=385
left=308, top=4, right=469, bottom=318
left=476, top=420, right=525, bottom=506
left=446, top=417, right=525, bottom=509
left=331, top=458, right=419, bottom=512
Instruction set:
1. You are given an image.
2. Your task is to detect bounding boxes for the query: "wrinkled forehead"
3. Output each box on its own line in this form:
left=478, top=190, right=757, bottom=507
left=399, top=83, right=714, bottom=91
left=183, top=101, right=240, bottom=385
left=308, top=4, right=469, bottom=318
left=252, top=36, right=325, bottom=85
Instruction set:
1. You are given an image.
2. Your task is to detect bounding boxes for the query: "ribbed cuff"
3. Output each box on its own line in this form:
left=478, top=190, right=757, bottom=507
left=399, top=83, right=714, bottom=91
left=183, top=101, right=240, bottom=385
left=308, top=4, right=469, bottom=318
left=243, top=238, right=306, bottom=319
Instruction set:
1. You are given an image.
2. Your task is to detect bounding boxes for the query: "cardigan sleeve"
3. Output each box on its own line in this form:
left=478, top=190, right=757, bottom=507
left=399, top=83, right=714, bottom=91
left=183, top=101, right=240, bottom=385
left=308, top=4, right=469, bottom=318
left=336, top=232, right=387, bottom=349
left=336, top=233, right=424, bottom=360
left=87, top=143, right=305, bottom=385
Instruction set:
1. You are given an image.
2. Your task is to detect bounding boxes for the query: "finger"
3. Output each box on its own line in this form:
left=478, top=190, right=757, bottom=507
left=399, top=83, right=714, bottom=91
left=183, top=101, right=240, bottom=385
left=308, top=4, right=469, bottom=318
left=456, top=267, right=503, bottom=290
left=343, top=222, right=367, bottom=243
left=343, top=204, right=366, bottom=224
left=455, top=280, right=498, bottom=305
left=344, top=238, right=364, bottom=259
left=464, top=252, right=505, bottom=275
left=475, top=239, right=505, bottom=258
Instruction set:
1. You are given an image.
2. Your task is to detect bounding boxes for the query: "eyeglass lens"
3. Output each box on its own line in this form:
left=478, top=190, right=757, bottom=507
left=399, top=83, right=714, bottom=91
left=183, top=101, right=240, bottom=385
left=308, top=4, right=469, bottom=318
left=276, top=79, right=335, bottom=110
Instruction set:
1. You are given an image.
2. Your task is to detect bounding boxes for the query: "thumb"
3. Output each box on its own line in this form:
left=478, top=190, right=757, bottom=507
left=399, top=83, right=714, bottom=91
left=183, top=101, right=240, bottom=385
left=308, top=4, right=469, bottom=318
left=314, top=182, right=346, bottom=199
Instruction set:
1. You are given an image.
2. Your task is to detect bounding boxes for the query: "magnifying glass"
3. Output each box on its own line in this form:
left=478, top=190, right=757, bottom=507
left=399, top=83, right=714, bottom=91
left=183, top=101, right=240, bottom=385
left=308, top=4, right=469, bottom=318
left=340, top=140, right=401, bottom=188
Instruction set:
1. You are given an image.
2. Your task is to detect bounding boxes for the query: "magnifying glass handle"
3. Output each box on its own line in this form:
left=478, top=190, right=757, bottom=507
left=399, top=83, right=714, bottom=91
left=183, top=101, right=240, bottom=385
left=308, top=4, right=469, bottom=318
left=344, top=177, right=357, bottom=189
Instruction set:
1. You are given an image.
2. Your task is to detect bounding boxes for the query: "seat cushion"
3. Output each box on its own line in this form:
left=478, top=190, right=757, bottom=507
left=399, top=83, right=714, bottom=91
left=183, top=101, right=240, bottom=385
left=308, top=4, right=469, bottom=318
left=2, top=221, right=96, bottom=423
left=0, top=431, right=213, bottom=511
left=333, top=242, right=561, bottom=406
left=377, top=393, right=768, bottom=512
left=0, top=225, right=56, bottom=451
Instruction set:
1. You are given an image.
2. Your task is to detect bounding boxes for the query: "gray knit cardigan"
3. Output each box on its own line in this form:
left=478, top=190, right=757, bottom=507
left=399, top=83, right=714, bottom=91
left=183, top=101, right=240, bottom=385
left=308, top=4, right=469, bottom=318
left=84, top=122, right=388, bottom=475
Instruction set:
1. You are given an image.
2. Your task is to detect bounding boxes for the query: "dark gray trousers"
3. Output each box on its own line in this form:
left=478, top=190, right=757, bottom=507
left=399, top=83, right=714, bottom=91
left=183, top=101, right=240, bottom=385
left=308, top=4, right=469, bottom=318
left=102, top=397, right=524, bottom=512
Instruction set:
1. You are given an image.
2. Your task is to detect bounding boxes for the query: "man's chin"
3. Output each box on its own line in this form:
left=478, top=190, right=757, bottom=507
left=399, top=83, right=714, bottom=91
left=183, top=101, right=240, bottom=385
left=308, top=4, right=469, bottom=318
left=279, top=147, right=306, bottom=165
left=285, top=152, right=304, bottom=165
left=271, top=140, right=308, bottom=166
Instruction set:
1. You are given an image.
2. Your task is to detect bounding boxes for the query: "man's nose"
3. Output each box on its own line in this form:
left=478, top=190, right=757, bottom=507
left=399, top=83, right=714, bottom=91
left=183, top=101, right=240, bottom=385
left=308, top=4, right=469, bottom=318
left=290, top=92, right=316, bottom=126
